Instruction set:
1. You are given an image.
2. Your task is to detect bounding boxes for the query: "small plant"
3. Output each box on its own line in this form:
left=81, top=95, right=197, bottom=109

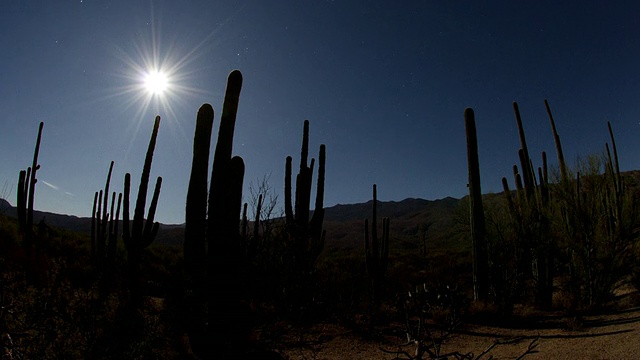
left=384, top=282, right=538, bottom=359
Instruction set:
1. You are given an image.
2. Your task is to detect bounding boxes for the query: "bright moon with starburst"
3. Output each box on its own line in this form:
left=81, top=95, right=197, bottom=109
left=144, top=70, right=169, bottom=95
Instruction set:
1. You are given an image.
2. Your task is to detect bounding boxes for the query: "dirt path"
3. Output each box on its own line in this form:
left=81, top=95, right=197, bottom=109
left=277, top=306, right=640, bottom=359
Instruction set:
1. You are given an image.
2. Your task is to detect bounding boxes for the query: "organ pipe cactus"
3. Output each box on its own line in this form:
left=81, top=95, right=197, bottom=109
left=364, top=184, right=389, bottom=324
left=122, top=116, right=163, bottom=302
left=90, top=161, right=122, bottom=297
left=502, top=102, right=556, bottom=308
left=91, top=161, right=114, bottom=263
left=284, top=120, right=326, bottom=274
left=184, top=70, right=245, bottom=358
left=464, top=108, right=489, bottom=302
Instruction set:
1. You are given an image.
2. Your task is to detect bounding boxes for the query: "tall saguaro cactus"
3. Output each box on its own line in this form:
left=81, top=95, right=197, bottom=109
left=122, top=116, right=163, bottom=302
left=184, top=70, right=245, bottom=358
left=464, top=108, right=489, bottom=302
left=364, top=184, right=389, bottom=325
left=284, top=120, right=326, bottom=274
left=17, top=121, right=44, bottom=253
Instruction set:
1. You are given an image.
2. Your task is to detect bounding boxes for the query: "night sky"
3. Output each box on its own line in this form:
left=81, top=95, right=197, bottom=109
left=1, top=1, right=639, bottom=224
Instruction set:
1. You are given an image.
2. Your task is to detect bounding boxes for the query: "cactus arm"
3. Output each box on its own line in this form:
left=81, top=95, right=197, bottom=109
left=215, top=70, right=242, bottom=163
left=102, top=161, right=114, bottom=241
left=310, top=145, right=326, bottom=238
left=502, top=177, right=517, bottom=217
left=91, top=191, right=98, bottom=259
left=27, top=122, right=43, bottom=231
left=300, top=120, right=309, bottom=170
left=208, top=71, right=243, bottom=252
left=185, top=104, right=214, bottom=281
left=545, top=99, right=567, bottom=182
left=122, top=173, right=131, bottom=249
left=285, top=156, right=294, bottom=225
left=142, top=176, right=162, bottom=248
left=108, top=192, right=116, bottom=239
left=17, top=170, right=27, bottom=230
left=132, top=116, right=160, bottom=243
left=513, top=102, right=533, bottom=190
left=108, top=193, right=122, bottom=261
left=607, top=121, right=621, bottom=191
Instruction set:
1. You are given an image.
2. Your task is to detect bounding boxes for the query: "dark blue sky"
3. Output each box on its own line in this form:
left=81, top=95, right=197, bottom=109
left=1, top=1, right=639, bottom=224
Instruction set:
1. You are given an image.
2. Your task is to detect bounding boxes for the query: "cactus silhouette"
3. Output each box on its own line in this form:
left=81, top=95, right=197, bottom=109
left=17, top=121, right=44, bottom=256
left=545, top=99, right=568, bottom=183
left=90, top=161, right=122, bottom=297
left=464, top=108, right=489, bottom=302
left=184, top=70, right=246, bottom=357
left=284, top=120, right=326, bottom=275
left=364, top=184, right=389, bottom=327
left=122, top=116, right=163, bottom=303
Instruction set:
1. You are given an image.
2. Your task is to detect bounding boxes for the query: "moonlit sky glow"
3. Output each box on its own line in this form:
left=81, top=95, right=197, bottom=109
left=1, top=1, right=639, bottom=224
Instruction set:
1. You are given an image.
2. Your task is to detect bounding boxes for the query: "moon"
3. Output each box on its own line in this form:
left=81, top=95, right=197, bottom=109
left=143, top=70, right=168, bottom=95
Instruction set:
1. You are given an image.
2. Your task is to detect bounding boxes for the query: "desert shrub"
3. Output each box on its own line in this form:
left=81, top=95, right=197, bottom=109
left=395, top=282, right=469, bottom=359
left=552, top=155, right=640, bottom=309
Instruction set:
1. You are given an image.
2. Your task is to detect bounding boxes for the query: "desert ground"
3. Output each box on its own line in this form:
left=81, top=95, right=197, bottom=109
left=273, top=289, right=640, bottom=360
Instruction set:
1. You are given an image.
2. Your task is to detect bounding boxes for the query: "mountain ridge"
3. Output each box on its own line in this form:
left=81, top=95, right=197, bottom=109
left=0, top=195, right=462, bottom=250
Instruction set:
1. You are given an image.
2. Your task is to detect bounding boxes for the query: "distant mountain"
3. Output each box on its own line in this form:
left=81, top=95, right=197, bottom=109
left=0, top=198, right=185, bottom=247
left=0, top=196, right=463, bottom=251
left=322, top=196, right=463, bottom=251
left=5, top=170, right=639, bottom=255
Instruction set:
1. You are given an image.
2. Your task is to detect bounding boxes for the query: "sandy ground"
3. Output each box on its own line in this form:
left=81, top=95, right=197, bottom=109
left=273, top=295, right=640, bottom=359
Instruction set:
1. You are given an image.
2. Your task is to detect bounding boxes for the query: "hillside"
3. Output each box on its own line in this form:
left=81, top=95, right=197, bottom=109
left=0, top=195, right=464, bottom=251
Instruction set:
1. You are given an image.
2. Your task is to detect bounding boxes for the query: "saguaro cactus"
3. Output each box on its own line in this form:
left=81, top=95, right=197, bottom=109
left=122, top=116, right=163, bottom=302
left=184, top=70, right=245, bottom=357
left=464, top=108, right=489, bottom=302
left=364, top=184, right=389, bottom=325
left=17, top=121, right=44, bottom=253
left=284, top=120, right=326, bottom=274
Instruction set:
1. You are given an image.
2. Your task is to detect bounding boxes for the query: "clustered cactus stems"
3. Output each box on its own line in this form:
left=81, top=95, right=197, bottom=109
left=499, top=102, right=555, bottom=309
left=284, top=120, right=326, bottom=274
left=122, top=116, right=163, bottom=302
left=90, top=161, right=123, bottom=297
left=364, top=184, right=389, bottom=324
left=17, top=121, right=44, bottom=254
left=464, top=108, right=489, bottom=302
left=184, top=70, right=245, bottom=357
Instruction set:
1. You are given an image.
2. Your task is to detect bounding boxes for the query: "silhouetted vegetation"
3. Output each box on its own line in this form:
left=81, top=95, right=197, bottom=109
left=4, top=73, right=640, bottom=358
